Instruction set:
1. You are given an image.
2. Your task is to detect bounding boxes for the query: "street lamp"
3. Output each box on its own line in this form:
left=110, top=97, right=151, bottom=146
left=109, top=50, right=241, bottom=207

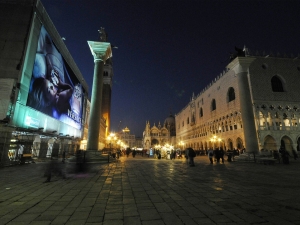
left=210, top=136, right=217, bottom=149
left=210, top=136, right=222, bottom=150
left=179, top=141, right=184, bottom=149
left=218, top=138, right=222, bottom=150
left=107, top=133, right=117, bottom=153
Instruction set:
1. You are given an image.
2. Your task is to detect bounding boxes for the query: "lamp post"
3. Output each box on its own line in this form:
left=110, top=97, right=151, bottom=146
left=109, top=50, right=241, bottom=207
left=179, top=141, right=184, bottom=149
left=106, top=133, right=117, bottom=162
left=218, top=138, right=221, bottom=150
left=210, top=136, right=223, bottom=150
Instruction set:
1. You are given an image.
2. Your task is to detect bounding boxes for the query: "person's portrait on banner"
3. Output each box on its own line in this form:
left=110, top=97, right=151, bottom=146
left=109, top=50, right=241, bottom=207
left=27, top=26, right=83, bottom=130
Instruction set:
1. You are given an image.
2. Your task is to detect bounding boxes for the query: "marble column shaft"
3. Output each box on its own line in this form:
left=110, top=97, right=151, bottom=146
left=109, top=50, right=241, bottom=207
left=87, top=59, right=104, bottom=151
left=227, top=57, right=259, bottom=153
left=86, top=41, right=112, bottom=151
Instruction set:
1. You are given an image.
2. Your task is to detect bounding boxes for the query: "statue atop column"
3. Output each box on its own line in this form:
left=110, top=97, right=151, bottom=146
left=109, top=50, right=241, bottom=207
left=98, top=27, right=107, bottom=42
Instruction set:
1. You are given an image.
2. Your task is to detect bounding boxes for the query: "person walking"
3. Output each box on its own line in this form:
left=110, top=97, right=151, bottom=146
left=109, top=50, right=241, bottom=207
left=220, top=148, right=225, bottom=163
left=215, top=148, right=220, bottom=163
left=126, top=148, right=131, bottom=157
left=207, top=148, right=214, bottom=164
left=132, top=149, right=136, bottom=158
left=187, top=147, right=196, bottom=167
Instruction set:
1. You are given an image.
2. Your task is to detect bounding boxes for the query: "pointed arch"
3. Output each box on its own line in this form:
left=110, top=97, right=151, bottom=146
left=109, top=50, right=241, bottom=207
left=211, top=99, right=216, bottom=111
left=227, top=87, right=235, bottom=102
left=271, top=75, right=285, bottom=92
left=199, top=107, right=203, bottom=118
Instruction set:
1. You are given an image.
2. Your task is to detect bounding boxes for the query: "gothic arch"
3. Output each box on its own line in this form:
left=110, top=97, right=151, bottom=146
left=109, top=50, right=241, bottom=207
left=263, top=135, right=277, bottom=151
left=227, top=87, right=235, bottom=102
left=227, top=138, right=233, bottom=150
left=199, top=107, right=203, bottom=117
left=151, top=139, right=159, bottom=145
left=211, top=99, right=216, bottom=111
left=297, top=136, right=300, bottom=151
left=236, top=137, right=243, bottom=150
left=280, top=135, right=293, bottom=152
left=271, top=75, right=285, bottom=92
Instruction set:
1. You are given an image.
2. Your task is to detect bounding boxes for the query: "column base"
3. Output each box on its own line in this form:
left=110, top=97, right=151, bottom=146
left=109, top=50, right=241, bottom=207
left=67, top=149, right=110, bottom=163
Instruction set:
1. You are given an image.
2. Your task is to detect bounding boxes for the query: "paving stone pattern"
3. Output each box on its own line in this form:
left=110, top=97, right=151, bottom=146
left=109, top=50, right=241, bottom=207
left=1, top=155, right=300, bottom=225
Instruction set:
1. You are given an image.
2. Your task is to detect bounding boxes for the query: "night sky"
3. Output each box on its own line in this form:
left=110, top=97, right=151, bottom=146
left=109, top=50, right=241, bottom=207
left=41, top=0, right=300, bottom=137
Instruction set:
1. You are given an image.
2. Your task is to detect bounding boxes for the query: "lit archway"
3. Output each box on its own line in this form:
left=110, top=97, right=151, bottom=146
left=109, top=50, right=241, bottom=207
left=263, top=135, right=277, bottom=151
left=236, top=137, right=243, bottom=150
left=281, top=136, right=293, bottom=152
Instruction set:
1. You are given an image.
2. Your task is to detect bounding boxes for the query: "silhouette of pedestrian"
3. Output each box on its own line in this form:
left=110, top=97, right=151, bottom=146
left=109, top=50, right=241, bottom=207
left=208, top=148, right=214, bottom=164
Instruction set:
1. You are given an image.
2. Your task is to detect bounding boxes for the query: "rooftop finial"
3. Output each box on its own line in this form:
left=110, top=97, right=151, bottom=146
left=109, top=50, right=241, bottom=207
left=98, top=27, right=107, bottom=42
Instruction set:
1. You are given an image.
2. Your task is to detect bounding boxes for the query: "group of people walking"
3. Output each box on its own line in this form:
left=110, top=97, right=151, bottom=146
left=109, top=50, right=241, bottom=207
left=207, top=148, right=225, bottom=164
left=185, top=147, right=229, bottom=166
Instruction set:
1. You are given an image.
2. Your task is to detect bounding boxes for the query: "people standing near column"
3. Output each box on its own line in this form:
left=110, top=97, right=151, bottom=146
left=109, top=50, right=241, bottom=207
left=215, top=148, right=220, bottom=163
left=172, top=150, right=176, bottom=159
left=18, top=144, right=24, bottom=161
left=62, top=150, right=66, bottom=163
left=132, top=149, right=136, bottom=158
left=126, top=148, right=131, bottom=157
left=220, top=148, right=225, bottom=163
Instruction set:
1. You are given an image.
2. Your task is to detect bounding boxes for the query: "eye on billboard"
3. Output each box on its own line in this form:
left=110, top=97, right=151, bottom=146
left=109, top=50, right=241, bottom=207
left=27, top=26, right=84, bottom=130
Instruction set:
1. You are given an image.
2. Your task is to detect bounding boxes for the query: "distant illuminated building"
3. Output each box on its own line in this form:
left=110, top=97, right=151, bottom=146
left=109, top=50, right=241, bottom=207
left=176, top=47, right=300, bottom=155
left=117, top=127, right=136, bottom=149
left=143, top=113, right=176, bottom=150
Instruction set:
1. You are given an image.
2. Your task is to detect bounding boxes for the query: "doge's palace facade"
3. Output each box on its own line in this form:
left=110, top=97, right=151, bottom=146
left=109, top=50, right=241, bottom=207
left=176, top=49, right=300, bottom=155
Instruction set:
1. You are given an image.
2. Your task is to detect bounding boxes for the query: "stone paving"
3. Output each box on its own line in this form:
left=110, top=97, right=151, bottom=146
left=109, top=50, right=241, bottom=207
left=1, top=155, right=300, bottom=225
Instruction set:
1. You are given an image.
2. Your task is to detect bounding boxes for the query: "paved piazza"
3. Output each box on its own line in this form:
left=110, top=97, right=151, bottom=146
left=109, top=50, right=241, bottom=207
left=0, top=155, right=300, bottom=225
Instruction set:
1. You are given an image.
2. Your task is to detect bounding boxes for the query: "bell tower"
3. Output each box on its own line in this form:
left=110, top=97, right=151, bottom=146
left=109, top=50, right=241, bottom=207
left=99, top=27, right=113, bottom=137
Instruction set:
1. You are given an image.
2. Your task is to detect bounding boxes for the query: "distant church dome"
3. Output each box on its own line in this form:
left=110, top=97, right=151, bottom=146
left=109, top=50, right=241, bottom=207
left=164, top=113, right=175, bottom=125
left=164, top=113, right=176, bottom=136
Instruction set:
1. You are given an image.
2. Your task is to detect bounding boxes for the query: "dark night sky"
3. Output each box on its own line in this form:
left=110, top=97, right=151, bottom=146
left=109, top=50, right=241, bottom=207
left=41, top=0, right=300, bottom=137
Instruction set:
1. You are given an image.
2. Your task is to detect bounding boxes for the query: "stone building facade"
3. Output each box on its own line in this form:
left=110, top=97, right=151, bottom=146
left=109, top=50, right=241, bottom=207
left=143, top=114, right=176, bottom=150
left=176, top=50, right=300, bottom=155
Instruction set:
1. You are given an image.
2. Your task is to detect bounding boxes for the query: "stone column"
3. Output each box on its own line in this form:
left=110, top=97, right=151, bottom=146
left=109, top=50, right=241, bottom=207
left=227, top=57, right=259, bottom=153
left=86, top=41, right=112, bottom=151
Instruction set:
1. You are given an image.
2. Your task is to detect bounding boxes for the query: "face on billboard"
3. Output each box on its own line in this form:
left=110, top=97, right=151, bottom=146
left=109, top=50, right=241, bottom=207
left=27, top=26, right=84, bottom=130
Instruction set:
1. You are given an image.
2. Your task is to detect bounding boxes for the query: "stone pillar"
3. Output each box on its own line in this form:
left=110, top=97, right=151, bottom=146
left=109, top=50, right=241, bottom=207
left=264, top=114, right=269, bottom=130
left=227, top=57, right=259, bottom=153
left=86, top=41, right=112, bottom=151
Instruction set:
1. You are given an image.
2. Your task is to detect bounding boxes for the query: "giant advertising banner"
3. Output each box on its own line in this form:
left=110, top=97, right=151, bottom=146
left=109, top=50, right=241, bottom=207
left=27, top=26, right=84, bottom=130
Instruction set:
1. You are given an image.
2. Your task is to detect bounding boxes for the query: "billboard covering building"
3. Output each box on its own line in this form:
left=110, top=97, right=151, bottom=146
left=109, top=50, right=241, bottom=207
left=27, top=26, right=84, bottom=130
left=0, top=0, right=90, bottom=165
